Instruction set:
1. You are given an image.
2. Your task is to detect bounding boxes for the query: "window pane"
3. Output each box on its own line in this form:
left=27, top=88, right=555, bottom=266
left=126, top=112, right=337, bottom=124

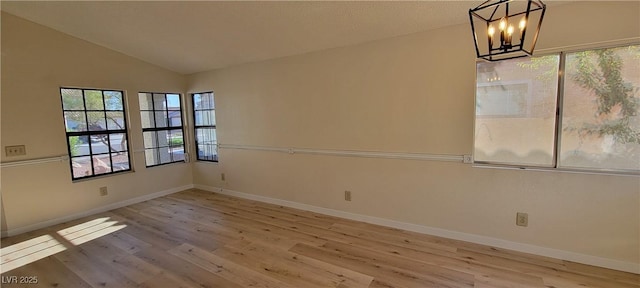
left=69, top=136, right=89, bottom=157
left=155, top=111, right=168, bottom=127
left=159, top=147, right=172, bottom=164
left=168, top=111, right=182, bottom=127
left=106, top=112, right=125, bottom=130
left=112, top=152, right=130, bottom=171
left=140, top=111, right=155, bottom=129
left=560, top=45, right=640, bottom=171
left=196, top=127, right=217, bottom=161
left=197, top=145, right=218, bottom=161
left=71, top=156, right=92, bottom=178
left=143, top=131, right=157, bottom=149
left=93, top=154, right=112, bottom=175
left=90, top=135, right=110, bottom=154
left=109, top=133, right=127, bottom=152
left=196, top=128, right=217, bottom=145
left=84, top=90, right=104, bottom=110
left=139, top=93, right=153, bottom=110
left=156, top=130, right=170, bottom=147
left=87, top=112, right=107, bottom=131
left=61, top=89, right=84, bottom=110
left=168, top=129, right=183, bottom=147
left=153, top=93, right=166, bottom=110
left=64, top=112, right=87, bottom=132
left=194, top=93, right=214, bottom=110
left=145, top=149, right=159, bottom=166
left=167, top=94, right=181, bottom=110
left=195, top=110, right=215, bottom=126
left=171, top=147, right=185, bottom=162
left=104, top=91, right=123, bottom=110
left=474, top=55, right=560, bottom=166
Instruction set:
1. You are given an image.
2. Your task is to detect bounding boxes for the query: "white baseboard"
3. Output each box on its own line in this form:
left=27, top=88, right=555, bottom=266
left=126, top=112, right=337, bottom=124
left=194, top=184, right=640, bottom=274
left=2, top=184, right=194, bottom=237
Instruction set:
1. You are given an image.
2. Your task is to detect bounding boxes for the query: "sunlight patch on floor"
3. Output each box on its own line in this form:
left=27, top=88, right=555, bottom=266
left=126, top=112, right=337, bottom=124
left=57, top=217, right=126, bottom=246
left=0, top=234, right=66, bottom=273
left=1, top=217, right=126, bottom=273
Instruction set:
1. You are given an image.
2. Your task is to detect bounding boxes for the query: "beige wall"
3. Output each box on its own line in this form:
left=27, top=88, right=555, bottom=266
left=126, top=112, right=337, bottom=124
left=1, top=1, right=638, bottom=271
left=188, top=1, right=640, bottom=267
left=1, top=13, right=192, bottom=232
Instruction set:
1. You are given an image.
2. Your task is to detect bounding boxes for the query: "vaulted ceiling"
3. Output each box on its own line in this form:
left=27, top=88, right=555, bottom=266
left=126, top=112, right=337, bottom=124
left=2, top=1, right=567, bottom=75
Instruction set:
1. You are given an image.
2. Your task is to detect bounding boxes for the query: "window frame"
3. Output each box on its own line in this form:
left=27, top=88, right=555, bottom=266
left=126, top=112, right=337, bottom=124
left=60, top=87, right=132, bottom=181
left=473, top=43, right=640, bottom=176
left=139, top=92, right=186, bottom=167
left=191, top=91, right=218, bottom=162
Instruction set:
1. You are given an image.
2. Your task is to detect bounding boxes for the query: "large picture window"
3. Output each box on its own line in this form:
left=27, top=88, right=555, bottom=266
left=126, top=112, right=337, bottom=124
left=474, top=44, right=640, bottom=174
left=192, top=92, right=218, bottom=162
left=139, top=92, right=185, bottom=167
left=475, top=55, right=560, bottom=166
left=560, top=46, right=640, bottom=171
left=61, top=88, right=131, bottom=180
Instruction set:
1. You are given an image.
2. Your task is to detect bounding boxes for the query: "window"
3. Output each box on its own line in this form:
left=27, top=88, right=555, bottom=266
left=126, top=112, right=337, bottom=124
left=61, top=88, right=131, bottom=180
left=475, top=55, right=560, bottom=166
left=139, top=92, right=185, bottom=167
left=474, top=44, right=640, bottom=174
left=560, top=46, right=640, bottom=171
left=192, top=92, right=218, bottom=162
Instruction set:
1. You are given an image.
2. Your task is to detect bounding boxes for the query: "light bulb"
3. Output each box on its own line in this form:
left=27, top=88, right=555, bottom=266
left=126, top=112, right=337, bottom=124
left=499, top=18, right=507, bottom=31
left=488, top=26, right=495, bottom=36
left=519, top=18, right=526, bottom=31
left=507, top=25, right=514, bottom=36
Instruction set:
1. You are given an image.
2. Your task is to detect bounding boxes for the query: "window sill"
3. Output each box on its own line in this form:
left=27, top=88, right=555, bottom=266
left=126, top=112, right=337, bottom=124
left=72, top=169, right=135, bottom=183
left=472, top=163, right=639, bottom=177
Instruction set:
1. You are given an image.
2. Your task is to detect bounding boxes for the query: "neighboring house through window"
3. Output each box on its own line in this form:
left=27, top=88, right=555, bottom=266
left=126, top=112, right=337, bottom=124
left=474, top=44, right=640, bottom=173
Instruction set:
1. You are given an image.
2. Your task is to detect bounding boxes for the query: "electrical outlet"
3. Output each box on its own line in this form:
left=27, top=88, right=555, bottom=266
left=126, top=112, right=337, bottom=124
left=221, top=173, right=226, bottom=181
left=99, top=186, right=108, bottom=196
left=5, top=145, right=26, bottom=156
left=344, top=190, right=352, bottom=201
left=516, top=212, right=528, bottom=227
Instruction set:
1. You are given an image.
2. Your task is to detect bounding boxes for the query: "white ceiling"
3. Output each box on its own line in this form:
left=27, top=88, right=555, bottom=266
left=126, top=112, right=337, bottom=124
left=2, top=1, right=490, bottom=74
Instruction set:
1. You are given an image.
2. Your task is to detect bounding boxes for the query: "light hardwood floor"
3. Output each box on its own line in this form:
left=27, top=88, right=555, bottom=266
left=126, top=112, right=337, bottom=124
left=1, top=189, right=638, bottom=287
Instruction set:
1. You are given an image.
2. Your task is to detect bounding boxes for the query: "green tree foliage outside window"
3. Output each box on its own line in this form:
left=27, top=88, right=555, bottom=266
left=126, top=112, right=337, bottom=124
left=61, top=88, right=131, bottom=179
left=475, top=44, right=640, bottom=172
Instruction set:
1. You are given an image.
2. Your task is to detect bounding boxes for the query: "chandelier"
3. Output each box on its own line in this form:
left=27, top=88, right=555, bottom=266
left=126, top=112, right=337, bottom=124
left=469, top=0, right=546, bottom=61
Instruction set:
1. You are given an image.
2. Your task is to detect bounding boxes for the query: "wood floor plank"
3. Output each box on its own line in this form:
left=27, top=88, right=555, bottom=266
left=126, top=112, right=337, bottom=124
left=290, top=241, right=478, bottom=288
left=1, top=188, right=638, bottom=288
left=2, top=255, right=91, bottom=288
left=214, top=240, right=374, bottom=287
left=180, top=189, right=337, bottom=229
left=112, top=206, right=225, bottom=251
left=53, top=245, right=139, bottom=287
left=134, top=245, right=243, bottom=288
left=165, top=194, right=329, bottom=249
left=137, top=271, right=197, bottom=288
left=142, top=196, right=315, bottom=249
left=169, top=243, right=294, bottom=288
left=101, top=230, right=152, bottom=255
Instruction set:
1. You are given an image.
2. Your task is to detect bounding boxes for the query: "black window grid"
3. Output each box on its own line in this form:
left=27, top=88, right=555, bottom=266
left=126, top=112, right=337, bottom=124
left=139, top=92, right=186, bottom=167
left=192, top=92, right=218, bottom=162
left=60, top=87, right=132, bottom=180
